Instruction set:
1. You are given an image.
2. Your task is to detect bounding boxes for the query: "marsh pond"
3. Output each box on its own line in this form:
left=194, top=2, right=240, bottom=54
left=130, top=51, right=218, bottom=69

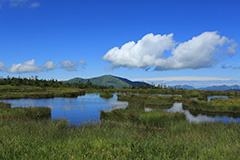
left=1, top=93, right=240, bottom=125
left=0, top=93, right=128, bottom=125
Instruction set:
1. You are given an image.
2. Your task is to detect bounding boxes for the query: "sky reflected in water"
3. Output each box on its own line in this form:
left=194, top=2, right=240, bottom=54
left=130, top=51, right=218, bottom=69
left=0, top=93, right=128, bottom=125
left=166, top=103, right=240, bottom=123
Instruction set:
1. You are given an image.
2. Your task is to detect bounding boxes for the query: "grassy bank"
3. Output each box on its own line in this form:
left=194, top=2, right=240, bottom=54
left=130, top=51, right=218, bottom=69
left=0, top=102, right=51, bottom=120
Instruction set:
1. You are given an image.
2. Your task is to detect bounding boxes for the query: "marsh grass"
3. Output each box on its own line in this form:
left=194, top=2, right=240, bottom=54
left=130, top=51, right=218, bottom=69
left=99, top=91, right=113, bottom=99
left=0, top=102, right=51, bottom=120
left=183, top=98, right=240, bottom=113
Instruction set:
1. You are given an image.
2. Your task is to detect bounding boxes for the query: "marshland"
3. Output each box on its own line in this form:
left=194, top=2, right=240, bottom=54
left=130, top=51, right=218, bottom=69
left=1, top=77, right=240, bottom=159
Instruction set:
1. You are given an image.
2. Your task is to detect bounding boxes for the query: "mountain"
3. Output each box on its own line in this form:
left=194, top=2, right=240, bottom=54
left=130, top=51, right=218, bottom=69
left=199, top=85, right=240, bottom=91
left=113, top=76, right=151, bottom=87
left=63, top=75, right=150, bottom=88
left=171, top=84, right=240, bottom=91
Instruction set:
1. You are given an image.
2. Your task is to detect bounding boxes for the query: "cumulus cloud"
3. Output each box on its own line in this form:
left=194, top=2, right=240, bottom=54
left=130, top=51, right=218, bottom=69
left=7, top=59, right=43, bottom=73
left=0, top=0, right=40, bottom=8
left=59, top=60, right=87, bottom=71
left=0, top=59, right=86, bottom=73
left=60, top=60, right=77, bottom=71
left=0, top=61, right=5, bottom=71
left=103, top=31, right=237, bottom=71
left=103, top=33, right=175, bottom=68
left=42, top=61, right=57, bottom=71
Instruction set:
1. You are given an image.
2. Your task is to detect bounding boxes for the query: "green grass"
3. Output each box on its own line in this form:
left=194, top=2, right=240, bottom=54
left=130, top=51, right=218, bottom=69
left=99, top=91, right=114, bottom=99
left=0, top=102, right=51, bottom=120
left=0, top=85, right=85, bottom=99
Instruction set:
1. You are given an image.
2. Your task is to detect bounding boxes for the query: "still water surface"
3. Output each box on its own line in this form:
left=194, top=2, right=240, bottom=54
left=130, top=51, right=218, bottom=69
left=145, top=103, right=240, bottom=123
left=166, top=103, right=240, bottom=123
left=0, top=93, right=128, bottom=125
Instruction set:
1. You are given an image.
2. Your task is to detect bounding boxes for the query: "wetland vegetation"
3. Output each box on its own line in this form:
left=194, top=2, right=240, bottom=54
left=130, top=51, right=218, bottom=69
left=1, top=77, right=240, bottom=159
left=99, top=91, right=114, bottom=99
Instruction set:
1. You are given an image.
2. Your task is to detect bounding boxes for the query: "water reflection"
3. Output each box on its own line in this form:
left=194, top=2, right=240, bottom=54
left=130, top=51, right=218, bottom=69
left=0, top=93, right=128, bottom=125
left=78, top=106, right=86, bottom=111
left=165, top=103, right=240, bottom=123
left=190, top=97, right=198, bottom=101
left=207, top=96, right=228, bottom=102
left=145, top=108, right=152, bottom=112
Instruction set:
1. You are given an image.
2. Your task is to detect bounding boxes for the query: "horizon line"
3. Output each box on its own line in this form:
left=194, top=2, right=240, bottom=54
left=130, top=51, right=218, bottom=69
left=131, top=77, right=237, bottom=82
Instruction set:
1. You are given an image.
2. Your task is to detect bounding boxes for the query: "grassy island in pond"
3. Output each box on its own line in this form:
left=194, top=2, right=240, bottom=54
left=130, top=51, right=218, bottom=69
left=99, top=91, right=113, bottom=99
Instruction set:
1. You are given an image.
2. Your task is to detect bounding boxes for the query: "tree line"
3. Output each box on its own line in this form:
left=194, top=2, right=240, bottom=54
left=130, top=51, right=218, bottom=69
left=0, top=76, right=114, bottom=89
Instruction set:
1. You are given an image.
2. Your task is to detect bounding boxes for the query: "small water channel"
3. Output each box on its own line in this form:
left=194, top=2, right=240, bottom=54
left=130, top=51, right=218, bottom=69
left=119, top=92, right=182, bottom=97
left=0, top=93, right=128, bottom=125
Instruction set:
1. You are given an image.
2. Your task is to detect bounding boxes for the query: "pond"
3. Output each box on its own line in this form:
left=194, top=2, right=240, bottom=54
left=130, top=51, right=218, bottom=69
left=190, top=95, right=229, bottom=102
left=166, top=103, right=240, bottom=123
left=0, top=93, right=128, bottom=125
left=145, top=103, right=240, bottom=123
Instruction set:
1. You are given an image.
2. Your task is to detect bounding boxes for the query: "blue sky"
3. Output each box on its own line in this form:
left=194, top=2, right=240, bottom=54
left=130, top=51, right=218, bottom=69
left=0, top=0, right=239, bottom=86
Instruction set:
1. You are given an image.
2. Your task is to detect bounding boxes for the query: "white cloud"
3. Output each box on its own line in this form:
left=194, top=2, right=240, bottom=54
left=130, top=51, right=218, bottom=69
left=103, top=33, right=175, bottom=68
left=43, top=61, right=57, bottom=71
left=7, top=59, right=43, bottom=73
left=0, top=61, right=5, bottom=71
left=60, top=60, right=77, bottom=71
left=103, top=31, right=237, bottom=71
left=0, top=0, right=40, bottom=8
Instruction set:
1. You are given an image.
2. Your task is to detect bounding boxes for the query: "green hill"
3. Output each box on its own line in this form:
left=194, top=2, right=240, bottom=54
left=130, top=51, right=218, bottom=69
left=63, top=75, right=149, bottom=88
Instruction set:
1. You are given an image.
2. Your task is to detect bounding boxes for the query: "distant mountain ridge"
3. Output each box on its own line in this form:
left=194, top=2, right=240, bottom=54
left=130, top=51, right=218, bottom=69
left=199, top=85, right=240, bottom=91
left=63, top=75, right=240, bottom=91
left=172, top=84, right=240, bottom=91
left=63, top=75, right=150, bottom=88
